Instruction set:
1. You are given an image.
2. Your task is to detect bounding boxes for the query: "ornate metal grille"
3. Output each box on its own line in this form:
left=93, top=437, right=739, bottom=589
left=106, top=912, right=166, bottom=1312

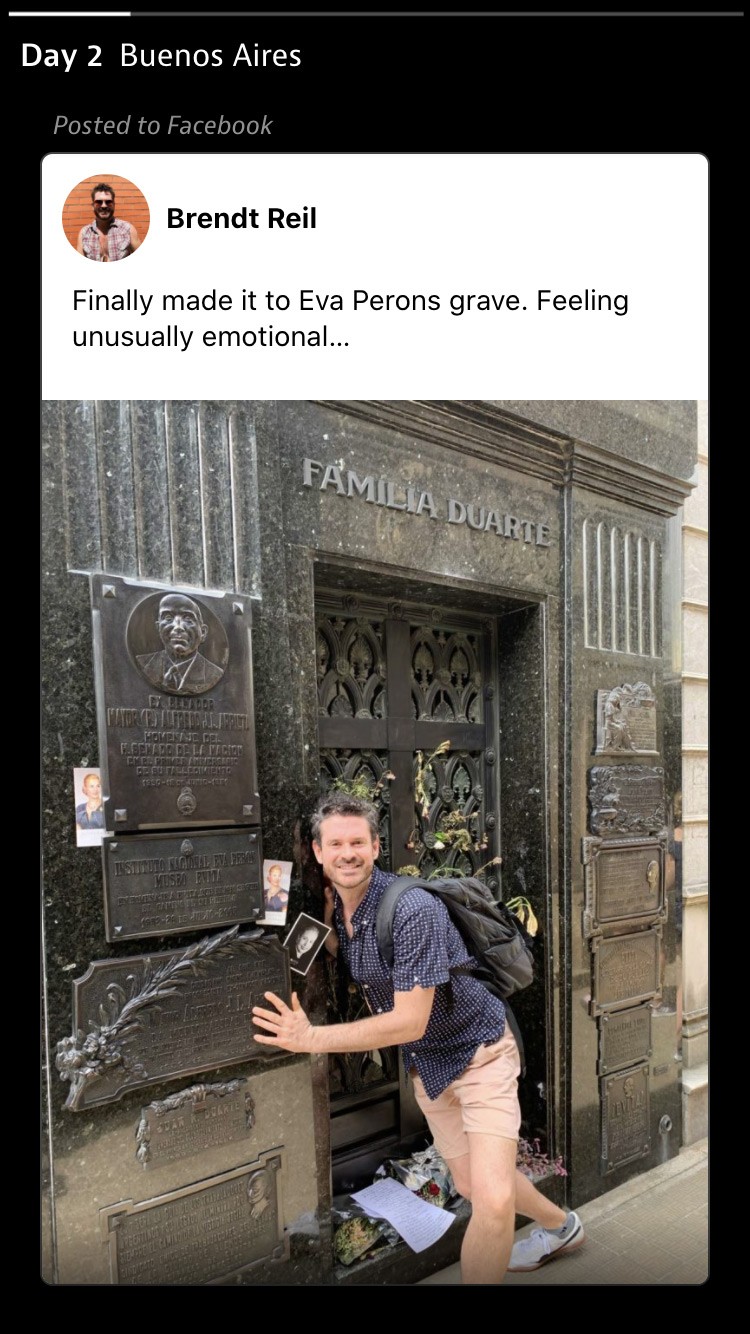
left=315, top=593, right=500, bottom=1184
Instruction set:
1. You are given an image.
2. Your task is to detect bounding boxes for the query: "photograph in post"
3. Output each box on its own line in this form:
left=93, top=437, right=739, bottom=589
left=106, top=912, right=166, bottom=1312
left=283, top=913, right=332, bottom=977
left=259, top=859, right=293, bottom=925
left=73, top=766, right=105, bottom=847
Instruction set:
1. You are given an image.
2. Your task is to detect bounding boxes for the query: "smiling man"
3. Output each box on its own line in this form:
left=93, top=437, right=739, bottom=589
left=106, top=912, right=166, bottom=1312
left=252, top=790, right=582, bottom=1283
left=76, top=183, right=141, bottom=262
left=136, top=593, right=224, bottom=695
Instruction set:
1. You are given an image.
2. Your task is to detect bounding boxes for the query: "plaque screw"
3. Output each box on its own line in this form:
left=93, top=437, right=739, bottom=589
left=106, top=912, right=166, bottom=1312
left=103, top=585, right=117, bottom=598
left=242, top=804, right=254, bottom=816
left=233, top=601, right=245, bottom=615
left=113, top=926, right=122, bottom=936
left=114, top=809, right=127, bottom=822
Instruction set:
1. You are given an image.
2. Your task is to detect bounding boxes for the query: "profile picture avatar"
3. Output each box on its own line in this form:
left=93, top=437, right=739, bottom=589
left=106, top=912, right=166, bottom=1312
left=62, top=174, right=150, bottom=262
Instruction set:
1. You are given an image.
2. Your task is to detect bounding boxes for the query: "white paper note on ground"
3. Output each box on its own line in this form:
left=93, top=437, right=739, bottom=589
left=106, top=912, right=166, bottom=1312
left=351, top=1177, right=455, bottom=1252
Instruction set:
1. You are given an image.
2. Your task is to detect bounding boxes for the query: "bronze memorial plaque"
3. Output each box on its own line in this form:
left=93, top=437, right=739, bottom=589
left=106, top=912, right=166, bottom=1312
left=91, top=574, right=260, bottom=831
left=135, top=1079, right=256, bottom=1170
left=595, top=682, right=658, bottom=756
left=598, top=1005, right=653, bottom=1075
left=601, top=1064, right=651, bottom=1173
left=588, top=765, right=666, bottom=836
left=56, top=929, right=290, bottom=1110
left=103, top=828, right=263, bottom=941
left=590, top=927, right=662, bottom=1017
left=102, top=1152, right=287, bottom=1285
left=582, top=837, right=666, bottom=936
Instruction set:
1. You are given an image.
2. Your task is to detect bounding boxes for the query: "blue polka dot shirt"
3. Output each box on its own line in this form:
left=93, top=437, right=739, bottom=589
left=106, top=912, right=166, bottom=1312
left=333, top=867, right=506, bottom=1100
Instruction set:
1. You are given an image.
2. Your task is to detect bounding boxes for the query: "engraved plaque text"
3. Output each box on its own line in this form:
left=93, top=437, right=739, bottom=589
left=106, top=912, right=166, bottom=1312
left=92, top=575, right=260, bottom=831
left=583, top=837, right=666, bottom=935
left=591, top=927, right=662, bottom=1016
left=601, top=1064, right=651, bottom=1172
left=136, top=1079, right=255, bottom=1169
left=57, top=929, right=290, bottom=1110
left=102, top=1153, right=286, bottom=1285
left=104, top=828, right=263, bottom=941
left=598, top=1005, right=653, bottom=1075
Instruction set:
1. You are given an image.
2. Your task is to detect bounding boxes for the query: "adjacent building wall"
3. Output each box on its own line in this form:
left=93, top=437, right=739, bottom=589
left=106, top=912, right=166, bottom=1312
left=681, top=400, right=708, bottom=1140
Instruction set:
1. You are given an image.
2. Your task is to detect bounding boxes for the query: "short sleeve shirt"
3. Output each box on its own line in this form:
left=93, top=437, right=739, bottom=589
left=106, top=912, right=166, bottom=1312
left=80, top=218, right=133, bottom=262
left=333, top=867, right=506, bottom=1099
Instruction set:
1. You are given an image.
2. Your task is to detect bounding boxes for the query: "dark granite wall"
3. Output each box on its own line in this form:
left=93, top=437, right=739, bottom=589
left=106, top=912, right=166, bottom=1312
left=567, top=490, right=682, bottom=1201
left=42, top=399, right=695, bottom=1283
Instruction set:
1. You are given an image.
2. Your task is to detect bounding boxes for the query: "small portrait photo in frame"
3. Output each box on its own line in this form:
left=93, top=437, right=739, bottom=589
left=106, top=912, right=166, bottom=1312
left=258, top=859, right=293, bottom=925
left=283, top=913, right=332, bottom=976
left=74, top=767, right=106, bottom=847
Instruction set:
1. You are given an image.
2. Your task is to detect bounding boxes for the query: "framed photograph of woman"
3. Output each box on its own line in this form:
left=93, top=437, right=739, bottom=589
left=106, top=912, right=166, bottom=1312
left=74, top=767, right=105, bottom=847
left=258, top=859, right=293, bottom=925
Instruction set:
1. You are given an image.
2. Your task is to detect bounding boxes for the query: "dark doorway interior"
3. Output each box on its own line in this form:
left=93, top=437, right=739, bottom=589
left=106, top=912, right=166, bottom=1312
left=312, top=572, right=552, bottom=1194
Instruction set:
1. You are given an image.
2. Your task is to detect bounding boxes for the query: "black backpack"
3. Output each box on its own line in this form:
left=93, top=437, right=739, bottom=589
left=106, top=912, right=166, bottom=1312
left=375, top=875, right=535, bottom=1070
left=375, top=874, right=534, bottom=1001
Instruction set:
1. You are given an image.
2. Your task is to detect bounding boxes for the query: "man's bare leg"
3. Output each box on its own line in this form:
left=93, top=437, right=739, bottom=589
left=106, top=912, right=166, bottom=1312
left=447, top=1134, right=518, bottom=1284
left=514, top=1170, right=567, bottom=1228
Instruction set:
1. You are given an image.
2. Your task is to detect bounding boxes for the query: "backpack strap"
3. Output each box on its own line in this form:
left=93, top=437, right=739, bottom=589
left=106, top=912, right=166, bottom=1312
left=375, top=876, right=420, bottom=968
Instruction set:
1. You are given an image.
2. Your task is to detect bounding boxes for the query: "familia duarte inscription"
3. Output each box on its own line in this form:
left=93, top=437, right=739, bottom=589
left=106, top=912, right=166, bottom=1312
left=302, top=458, right=553, bottom=547
left=91, top=575, right=260, bottom=831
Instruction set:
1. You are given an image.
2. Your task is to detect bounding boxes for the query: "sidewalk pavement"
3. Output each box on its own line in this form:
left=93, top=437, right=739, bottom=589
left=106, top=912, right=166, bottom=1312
left=420, top=1138, right=708, bottom=1286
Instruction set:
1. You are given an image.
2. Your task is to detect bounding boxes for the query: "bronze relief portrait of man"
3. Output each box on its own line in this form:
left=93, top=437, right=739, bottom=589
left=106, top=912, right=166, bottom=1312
left=131, top=592, right=228, bottom=696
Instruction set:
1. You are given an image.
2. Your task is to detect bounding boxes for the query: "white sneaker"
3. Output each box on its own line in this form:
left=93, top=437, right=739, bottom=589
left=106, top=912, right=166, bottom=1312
left=508, top=1213, right=585, bottom=1272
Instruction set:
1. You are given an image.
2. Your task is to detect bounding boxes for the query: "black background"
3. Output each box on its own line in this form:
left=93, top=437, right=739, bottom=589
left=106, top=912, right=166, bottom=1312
left=12, top=11, right=740, bottom=157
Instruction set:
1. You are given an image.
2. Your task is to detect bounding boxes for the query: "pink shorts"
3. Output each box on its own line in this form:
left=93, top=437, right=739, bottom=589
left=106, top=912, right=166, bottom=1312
left=411, top=1029, right=522, bottom=1162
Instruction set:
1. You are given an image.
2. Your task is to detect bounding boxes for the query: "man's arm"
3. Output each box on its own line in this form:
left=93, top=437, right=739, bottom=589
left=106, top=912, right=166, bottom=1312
left=76, top=227, right=86, bottom=255
left=129, top=224, right=141, bottom=252
left=252, top=985, right=434, bottom=1054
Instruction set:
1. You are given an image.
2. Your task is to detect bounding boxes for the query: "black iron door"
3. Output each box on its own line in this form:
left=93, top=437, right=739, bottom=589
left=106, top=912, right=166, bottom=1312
left=315, top=591, right=500, bottom=1187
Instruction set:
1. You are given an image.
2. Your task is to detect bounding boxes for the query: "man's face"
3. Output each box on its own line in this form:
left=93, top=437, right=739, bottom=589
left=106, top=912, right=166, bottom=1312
left=157, top=596, right=207, bottom=660
left=92, top=191, right=114, bottom=223
left=313, top=814, right=379, bottom=897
